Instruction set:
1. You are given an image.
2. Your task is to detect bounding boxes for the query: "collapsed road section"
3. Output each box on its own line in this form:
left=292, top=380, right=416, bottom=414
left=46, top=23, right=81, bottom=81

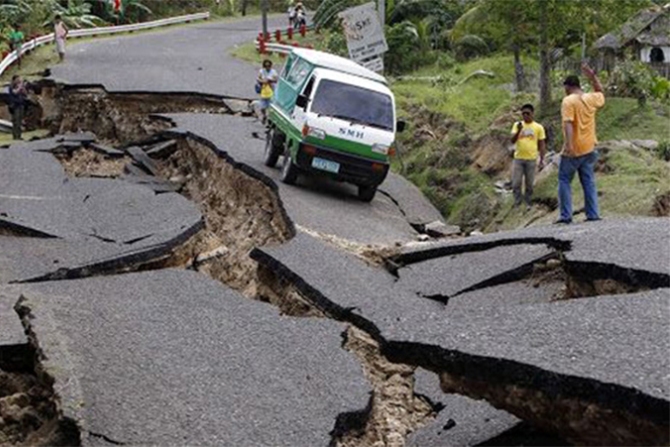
left=1, top=80, right=669, bottom=446
left=0, top=82, right=449, bottom=446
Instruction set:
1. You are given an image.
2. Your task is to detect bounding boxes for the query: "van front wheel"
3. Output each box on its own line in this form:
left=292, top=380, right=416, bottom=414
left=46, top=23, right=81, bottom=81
left=358, top=184, right=377, bottom=202
left=264, top=128, right=284, bottom=167
left=281, top=152, right=299, bottom=185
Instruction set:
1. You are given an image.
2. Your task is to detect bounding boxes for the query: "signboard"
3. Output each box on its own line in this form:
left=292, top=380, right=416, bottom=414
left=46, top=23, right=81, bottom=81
left=338, top=2, right=388, bottom=63
left=360, top=56, right=384, bottom=73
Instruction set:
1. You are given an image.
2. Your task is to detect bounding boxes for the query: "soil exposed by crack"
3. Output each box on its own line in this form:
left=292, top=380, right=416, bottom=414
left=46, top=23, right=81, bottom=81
left=157, top=138, right=293, bottom=296
left=0, top=367, right=79, bottom=446
left=439, top=372, right=669, bottom=446
left=337, top=327, right=437, bottom=447
left=38, top=84, right=241, bottom=143
left=55, top=149, right=129, bottom=178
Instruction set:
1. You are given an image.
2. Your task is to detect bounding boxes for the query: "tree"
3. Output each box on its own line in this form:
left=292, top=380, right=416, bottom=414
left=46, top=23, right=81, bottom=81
left=458, top=0, right=654, bottom=113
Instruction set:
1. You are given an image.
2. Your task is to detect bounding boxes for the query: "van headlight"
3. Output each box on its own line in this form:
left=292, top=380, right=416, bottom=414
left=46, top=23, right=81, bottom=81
left=307, top=127, right=326, bottom=140
left=372, top=143, right=390, bottom=155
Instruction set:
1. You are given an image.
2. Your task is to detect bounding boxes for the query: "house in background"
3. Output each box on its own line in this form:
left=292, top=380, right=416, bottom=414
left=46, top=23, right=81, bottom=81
left=594, top=3, right=670, bottom=77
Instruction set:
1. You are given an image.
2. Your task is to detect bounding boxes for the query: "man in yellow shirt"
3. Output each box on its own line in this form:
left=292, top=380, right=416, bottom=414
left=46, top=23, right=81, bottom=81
left=556, top=63, right=605, bottom=224
left=510, top=103, right=546, bottom=209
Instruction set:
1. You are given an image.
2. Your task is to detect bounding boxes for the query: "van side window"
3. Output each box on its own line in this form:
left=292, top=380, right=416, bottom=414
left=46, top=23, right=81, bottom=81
left=286, top=59, right=311, bottom=87
left=302, top=77, right=315, bottom=98
left=280, top=55, right=294, bottom=78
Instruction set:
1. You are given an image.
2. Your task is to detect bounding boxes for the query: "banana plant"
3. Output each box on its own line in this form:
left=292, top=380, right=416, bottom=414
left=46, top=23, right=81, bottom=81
left=41, top=0, right=106, bottom=28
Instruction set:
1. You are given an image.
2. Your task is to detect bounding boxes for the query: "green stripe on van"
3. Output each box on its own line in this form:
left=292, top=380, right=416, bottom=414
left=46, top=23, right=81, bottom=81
left=269, top=107, right=388, bottom=162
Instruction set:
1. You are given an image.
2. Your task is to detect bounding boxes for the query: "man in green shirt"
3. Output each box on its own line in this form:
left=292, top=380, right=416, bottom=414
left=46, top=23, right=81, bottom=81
left=8, top=25, right=24, bottom=68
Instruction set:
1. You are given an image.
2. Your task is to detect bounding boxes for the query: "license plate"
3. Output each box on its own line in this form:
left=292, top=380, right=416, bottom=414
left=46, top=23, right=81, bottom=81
left=311, top=157, right=340, bottom=174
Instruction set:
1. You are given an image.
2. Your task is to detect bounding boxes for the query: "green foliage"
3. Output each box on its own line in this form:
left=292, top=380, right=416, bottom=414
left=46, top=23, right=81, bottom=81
left=43, top=0, right=107, bottom=28
left=324, top=30, right=348, bottom=57
left=453, top=34, right=489, bottom=60
left=655, top=140, right=670, bottom=161
left=651, top=77, right=670, bottom=102
left=608, top=59, right=657, bottom=106
left=384, top=21, right=437, bottom=74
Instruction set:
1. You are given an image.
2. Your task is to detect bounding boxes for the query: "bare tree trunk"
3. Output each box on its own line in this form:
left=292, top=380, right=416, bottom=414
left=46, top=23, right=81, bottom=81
left=539, top=2, right=552, bottom=114
left=241, top=0, right=248, bottom=16
left=513, top=44, right=527, bottom=92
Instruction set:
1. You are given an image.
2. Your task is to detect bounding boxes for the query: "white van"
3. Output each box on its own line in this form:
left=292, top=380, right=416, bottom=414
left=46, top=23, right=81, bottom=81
left=264, top=48, right=404, bottom=202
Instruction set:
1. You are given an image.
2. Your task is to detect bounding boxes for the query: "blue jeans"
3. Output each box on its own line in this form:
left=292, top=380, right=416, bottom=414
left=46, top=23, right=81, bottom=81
left=558, top=150, right=599, bottom=221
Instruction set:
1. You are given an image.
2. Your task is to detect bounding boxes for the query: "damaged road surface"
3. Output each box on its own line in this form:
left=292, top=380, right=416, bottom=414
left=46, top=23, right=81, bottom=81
left=1, top=15, right=668, bottom=447
left=8, top=270, right=370, bottom=446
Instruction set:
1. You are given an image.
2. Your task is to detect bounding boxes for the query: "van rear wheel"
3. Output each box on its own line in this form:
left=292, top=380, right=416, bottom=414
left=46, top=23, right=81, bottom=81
left=264, top=128, right=284, bottom=167
left=281, top=152, right=299, bottom=185
left=358, top=184, right=377, bottom=202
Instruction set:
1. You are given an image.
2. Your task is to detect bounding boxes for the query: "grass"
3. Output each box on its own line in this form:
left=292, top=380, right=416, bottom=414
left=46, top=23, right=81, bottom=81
left=389, top=52, right=670, bottom=231
left=392, top=54, right=539, bottom=135
left=230, top=30, right=328, bottom=67
left=0, top=45, right=60, bottom=84
left=596, top=98, right=670, bottom=141
left=0, top=128, right=50, bottom=146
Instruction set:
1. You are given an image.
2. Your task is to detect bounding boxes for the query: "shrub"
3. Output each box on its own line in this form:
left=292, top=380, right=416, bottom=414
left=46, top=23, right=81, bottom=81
left=651, top=77, right=670, bottom=102
left=608, top=59, right=656, bottom=107
left=655, top=140, right=670, bottom=162
left=453, top=34, right=489, bottom=61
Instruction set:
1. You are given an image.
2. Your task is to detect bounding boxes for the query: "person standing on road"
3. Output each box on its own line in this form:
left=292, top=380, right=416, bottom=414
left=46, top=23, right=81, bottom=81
left=7, top=75, right=28, bottom=140
left=257, top=59, right=278, bottom=124
left=288, top=2, right=296, bottom=28
left=8, top=24, right=24, bottom=68
left=54, top=15, right=69, bottom=62
left=556, top=63, right=605, bottom=224
left=510, top=103, right=546, bottom=210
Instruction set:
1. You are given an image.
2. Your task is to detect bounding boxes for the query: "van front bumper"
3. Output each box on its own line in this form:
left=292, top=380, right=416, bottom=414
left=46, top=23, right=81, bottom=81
left=295, top=143, right=389, bottom=186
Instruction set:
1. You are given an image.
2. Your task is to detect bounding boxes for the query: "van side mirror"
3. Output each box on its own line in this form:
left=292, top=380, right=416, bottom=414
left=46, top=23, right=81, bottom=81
left=296, top=94, right=309, bottom=109
left=396, top=120, right=406, bottom=133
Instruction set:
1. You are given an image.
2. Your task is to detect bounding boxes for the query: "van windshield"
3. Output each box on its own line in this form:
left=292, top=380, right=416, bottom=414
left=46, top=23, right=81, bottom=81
left=310, top=79, right=394, bottom=131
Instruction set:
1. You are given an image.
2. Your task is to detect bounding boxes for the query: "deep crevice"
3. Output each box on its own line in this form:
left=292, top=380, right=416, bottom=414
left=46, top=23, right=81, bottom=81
left=392, top=237, right=572, bottom=268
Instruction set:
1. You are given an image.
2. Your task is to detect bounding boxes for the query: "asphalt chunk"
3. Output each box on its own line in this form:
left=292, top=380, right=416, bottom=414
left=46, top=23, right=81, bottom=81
left=15, top=270, right=370, bottom=446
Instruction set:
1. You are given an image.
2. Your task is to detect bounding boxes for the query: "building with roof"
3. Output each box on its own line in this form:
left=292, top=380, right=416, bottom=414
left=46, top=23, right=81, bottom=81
left=594, top=3, right=670, bottom=76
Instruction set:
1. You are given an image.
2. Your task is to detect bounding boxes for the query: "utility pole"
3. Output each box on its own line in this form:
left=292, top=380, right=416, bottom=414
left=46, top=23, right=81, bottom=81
left=262, top=0, right=269, bottom=39
left=378, top=0, right=385, bottom=29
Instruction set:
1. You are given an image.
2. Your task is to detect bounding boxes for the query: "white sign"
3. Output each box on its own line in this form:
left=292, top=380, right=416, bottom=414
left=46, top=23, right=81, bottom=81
left=360, top=56, right=384, bottom=73
left=338, top=2, right=388, bottom=62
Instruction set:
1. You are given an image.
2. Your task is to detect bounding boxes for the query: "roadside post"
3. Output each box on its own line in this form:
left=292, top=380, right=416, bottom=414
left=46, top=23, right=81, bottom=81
left=261, top=0, right=268, bottom=42
left=337, top=2, right=388, bottom=74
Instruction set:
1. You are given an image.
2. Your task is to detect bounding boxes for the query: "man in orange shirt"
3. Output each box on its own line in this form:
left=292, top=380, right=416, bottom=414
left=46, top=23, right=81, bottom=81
left=556, top=63, right=605, bottom=224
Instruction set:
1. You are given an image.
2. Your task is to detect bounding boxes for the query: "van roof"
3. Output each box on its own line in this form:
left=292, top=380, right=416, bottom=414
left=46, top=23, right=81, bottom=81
left=314, top=68, right=393, bottom=98
left=291, top=48, right=387, bottom=85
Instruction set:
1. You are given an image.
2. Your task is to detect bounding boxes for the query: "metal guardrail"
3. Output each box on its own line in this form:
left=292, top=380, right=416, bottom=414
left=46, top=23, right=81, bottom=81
left=256, top=42, right=294, bottom=54
left=0, top=12, right=210, bottom=78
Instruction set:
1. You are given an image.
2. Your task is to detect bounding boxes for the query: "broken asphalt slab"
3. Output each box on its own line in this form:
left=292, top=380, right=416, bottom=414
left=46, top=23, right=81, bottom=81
left=124, top=145, right=159, bottom=176
left=0, top=145, right=201, bottom=244
left=13, top=269, right=370, bottom=446
left=395, top=218, right=670, bottom=280
left=251, top=231, right=670, bottom=444
left=395, top=244, right=555, bottom=301
left=410, top=369, right=518, bottom=446
left=385, top=288, right=670, bottom=445
left=161, top=113, right=444, bottom=245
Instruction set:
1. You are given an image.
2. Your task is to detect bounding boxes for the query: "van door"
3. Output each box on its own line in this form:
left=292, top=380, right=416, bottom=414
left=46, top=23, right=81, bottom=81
left=292, top=75, right=315, bottom=125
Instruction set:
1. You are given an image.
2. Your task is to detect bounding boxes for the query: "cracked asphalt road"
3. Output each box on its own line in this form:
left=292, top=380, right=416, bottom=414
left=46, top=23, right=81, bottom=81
left=1, top=14, right=669, bottom=447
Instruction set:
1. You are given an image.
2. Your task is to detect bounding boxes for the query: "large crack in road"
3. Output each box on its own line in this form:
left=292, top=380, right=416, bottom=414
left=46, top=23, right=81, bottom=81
left=0, top=82, right=448, bottom=446
left=1, top=81, right=668, bottom=446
